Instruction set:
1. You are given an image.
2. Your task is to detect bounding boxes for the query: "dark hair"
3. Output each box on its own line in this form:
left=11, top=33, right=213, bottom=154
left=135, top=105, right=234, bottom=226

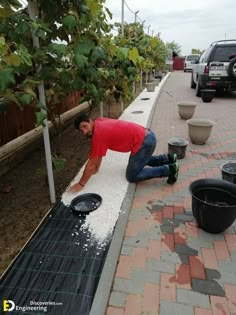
left=74, top=115, right=90, bottom=129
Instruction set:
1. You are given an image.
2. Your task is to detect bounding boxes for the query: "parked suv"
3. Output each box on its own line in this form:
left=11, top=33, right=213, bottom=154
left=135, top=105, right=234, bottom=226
left=191, top=40, right=236, bottom=96
left=184, top=54, right=200, bottom=72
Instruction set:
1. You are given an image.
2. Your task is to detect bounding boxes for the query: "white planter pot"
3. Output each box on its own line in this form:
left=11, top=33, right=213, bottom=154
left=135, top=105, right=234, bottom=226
left=178, top=101, right=197, bottom=120
left=186, top=118, right=215, bottom=144
left=145, top=82, right=155, bottom=92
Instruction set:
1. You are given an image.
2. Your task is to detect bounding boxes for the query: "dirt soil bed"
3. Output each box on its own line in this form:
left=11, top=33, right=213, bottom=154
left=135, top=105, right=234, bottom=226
left=0, top=99, right=130, bottom=277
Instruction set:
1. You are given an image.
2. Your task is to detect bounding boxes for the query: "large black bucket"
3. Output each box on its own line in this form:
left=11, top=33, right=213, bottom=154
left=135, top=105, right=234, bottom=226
left=189, top=178, right=236, bottom=233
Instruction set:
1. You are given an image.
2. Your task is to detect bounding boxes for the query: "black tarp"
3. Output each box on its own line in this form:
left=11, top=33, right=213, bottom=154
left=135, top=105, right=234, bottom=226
left=0, top=201, right=112, bottom=314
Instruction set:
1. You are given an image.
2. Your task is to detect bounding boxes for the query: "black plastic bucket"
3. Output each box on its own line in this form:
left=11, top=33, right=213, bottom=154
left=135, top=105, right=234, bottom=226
left=189, top=178, right=236, bottom=233
left=220, top=162, right=236, bottom=184
left=168, top=138, right=189, bottom=159
left=70, top=193, right=102, bottom=214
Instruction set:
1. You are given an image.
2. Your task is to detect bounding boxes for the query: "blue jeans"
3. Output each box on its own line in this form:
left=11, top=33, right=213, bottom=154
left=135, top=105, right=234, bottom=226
left=126, top=131, right=171, bottom=182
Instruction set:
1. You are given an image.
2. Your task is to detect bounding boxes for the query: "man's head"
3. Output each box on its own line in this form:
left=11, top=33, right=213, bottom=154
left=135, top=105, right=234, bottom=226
left=74, top=115, right=94, bottom=137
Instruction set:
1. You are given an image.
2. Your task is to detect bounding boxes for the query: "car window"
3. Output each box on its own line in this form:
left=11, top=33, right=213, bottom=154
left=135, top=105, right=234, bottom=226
left=211, top=45, right=236, bottom=62
left=186, top=55, right=199, bottom=61
left=199, top=50, right=207, bottom=63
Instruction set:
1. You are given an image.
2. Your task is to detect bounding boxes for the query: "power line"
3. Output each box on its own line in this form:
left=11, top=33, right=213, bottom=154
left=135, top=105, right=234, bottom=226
left=124, top=0, right=136, bottom=14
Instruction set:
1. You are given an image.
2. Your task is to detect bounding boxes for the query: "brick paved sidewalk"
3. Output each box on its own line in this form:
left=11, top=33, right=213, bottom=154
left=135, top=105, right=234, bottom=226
left=106, top=72, right=236, bottom=315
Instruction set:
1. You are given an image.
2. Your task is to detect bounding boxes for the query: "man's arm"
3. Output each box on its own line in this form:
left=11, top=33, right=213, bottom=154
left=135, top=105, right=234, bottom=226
left=68, top=157, right=102, bottom=193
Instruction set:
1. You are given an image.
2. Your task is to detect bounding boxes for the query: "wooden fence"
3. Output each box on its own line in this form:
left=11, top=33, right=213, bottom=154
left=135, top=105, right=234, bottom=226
left=0, top=91, right=81, bottom=146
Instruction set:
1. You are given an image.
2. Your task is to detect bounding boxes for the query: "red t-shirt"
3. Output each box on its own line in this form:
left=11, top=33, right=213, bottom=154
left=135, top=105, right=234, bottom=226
left=89, top=118, right=145, bottom=158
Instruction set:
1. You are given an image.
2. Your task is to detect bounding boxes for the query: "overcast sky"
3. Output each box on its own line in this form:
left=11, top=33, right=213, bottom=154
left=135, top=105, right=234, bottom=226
left=105, top=0, right=236, bottom=56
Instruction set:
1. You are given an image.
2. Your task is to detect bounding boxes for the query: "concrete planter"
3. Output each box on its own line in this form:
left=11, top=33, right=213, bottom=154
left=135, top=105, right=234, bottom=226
left=178, top=101, right=197, bottom=120
left=145, top=82, right=155, bottom=92
left=186, top=118, right=215, bottom=144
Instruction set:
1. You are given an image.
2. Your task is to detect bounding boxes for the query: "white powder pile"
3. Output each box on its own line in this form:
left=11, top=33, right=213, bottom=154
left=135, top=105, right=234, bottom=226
left=61, top=79, right=166, bottom=243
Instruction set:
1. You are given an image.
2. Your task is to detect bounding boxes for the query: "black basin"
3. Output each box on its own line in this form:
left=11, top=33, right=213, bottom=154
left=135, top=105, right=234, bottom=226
left=201, top=89, right=216, bottom=103
left=189, top=178, right=236, bottom=233
left=70, top=193, right=102, bottom=214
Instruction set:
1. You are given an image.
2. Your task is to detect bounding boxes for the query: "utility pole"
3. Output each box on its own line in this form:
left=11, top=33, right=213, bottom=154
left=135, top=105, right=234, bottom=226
left=148, top=25, right=151, bottom=36
left=121, top=0, right=124, bottom=37
left=134, top=10, right=139, bottom=23
left=152, top=29, right=155, bottom=37
left=28, top=1, right=56, bottom=204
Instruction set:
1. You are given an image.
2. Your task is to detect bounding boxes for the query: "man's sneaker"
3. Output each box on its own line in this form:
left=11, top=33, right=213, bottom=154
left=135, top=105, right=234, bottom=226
left=168, top=153, right=177, bottom=164
left=167, top=162, right=179, bottom=184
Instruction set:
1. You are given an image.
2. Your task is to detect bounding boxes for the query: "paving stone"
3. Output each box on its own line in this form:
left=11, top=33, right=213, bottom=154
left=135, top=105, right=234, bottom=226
left=177, top=288, right=210, bottom=308
left=175, top=243, right=198, bottom=256
left=147, top=258, right=175, bottom=273
left=160, top=224, right=174, bottom=233
left=198, top=229, right=224, bottom=240
left=131, top=269, right=160, bottom=285
left=187, top=237, right=213, bottom=250
left=113, top=278, right=143, bottom=294
left=163, top=218, right=182, bottom=227
left=109, top=291, right=126, bottom=307
left=121, top=245, right=134, bottom=256
left=217, top=271, right=236, bottom=285
left=218, top=260, right=236, bottom=274
left=230, top=252, right=236, bottom=261
left=161, top=251, right=182, bottom=264
left=224, top=226, right=235, bottom=234
left=178, top=254, right=189, bottom=264
left=123, top=236, right=148, bottom=248
left=160, top=300, right=194, bottom=315
left=150, top=204, right=164, bottom=211
left=174, top=213, right=194, bottom=222
left=205, top=268, right=221, bottom=280
left=192, top=278, right=225, bottom=296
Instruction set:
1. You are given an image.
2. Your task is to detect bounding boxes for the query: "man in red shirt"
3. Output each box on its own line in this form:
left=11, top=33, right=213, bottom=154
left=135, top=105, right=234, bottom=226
left=69, top=115, right=179, bottom=192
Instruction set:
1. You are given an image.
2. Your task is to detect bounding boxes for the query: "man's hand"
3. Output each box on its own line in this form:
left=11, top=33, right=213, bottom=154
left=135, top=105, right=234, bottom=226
left=68, top=182, right=83, bottom=193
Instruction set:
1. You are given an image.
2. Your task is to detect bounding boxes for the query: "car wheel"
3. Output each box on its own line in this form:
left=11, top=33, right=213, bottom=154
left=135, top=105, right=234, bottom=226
left=196, top=79, right=201, bottom=97
left=227, top=57, right=236, bottom=80
left=191, top=73, right=196, bottom=89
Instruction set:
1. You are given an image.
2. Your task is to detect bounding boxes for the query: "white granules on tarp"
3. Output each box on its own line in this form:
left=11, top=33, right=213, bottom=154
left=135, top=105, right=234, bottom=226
left=61, top=82, right=164, bottom=242
left=61, top=152, right=129, bottom=243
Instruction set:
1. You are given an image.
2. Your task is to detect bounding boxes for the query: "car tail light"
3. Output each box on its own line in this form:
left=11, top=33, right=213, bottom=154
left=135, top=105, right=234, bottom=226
left=204, top=65, right=209, bottom=74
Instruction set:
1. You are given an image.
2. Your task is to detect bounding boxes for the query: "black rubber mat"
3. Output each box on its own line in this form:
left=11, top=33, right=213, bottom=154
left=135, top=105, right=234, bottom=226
left=0, top=201, right=112, bottom=314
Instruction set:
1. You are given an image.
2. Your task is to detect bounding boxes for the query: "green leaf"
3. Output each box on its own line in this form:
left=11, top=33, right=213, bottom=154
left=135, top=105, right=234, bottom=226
left=60, top=71, right=73, bottom=88
left=74, top=54, right=88, bottom=68
left=128, top=47, right=139, bottom=65
left=117, top=47, right=129, bottom=60
left=74, top=38, right=95, bottom=56
left=86, top=0, right=102, bottom=16
left=49, top=44, right=67, bottom=57
left=37, top=102, right=48, bottom=112
left=16, top=21, right=31, bottom=36
left=19, top=93, right=33, bottom=106
left=0, top=68, right=15, bottom=92
left=3, top=54, right=22, bottom=66
left=36, top=111, right=47, bottom=126
left=18, top=44, right=32, bottom=66
left=52, top=156, right=66, bottom=170
left=0, top=36, right=5, bottom=54
left=9, top=0, right=21, bottom=8
left=86, top=67, right=99, bottom=81
left=90, top=46, right=106, bottom=63
left=35, top=29, right=46, bottom=40
left=62, top=15, right=77, bottom=32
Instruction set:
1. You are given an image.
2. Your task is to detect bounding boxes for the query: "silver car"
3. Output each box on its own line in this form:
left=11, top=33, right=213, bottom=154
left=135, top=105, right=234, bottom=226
left=191, top=40, right=236, bottom=96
